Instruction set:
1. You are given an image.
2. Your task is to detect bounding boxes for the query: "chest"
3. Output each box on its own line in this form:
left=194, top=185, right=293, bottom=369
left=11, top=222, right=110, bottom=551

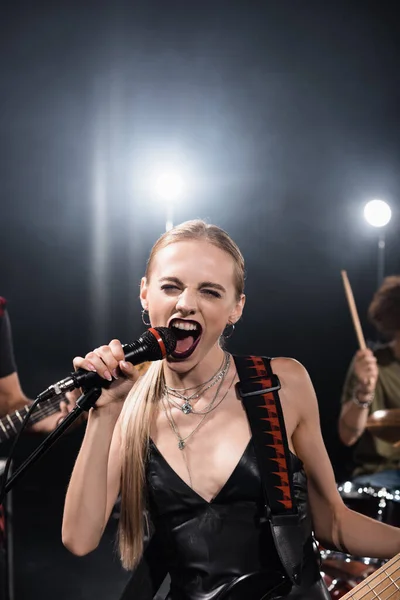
left=150, top=379, right=299, bottom=503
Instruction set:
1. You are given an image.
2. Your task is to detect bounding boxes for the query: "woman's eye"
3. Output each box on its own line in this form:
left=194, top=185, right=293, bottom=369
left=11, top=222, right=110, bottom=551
left=202, top=289, right=221, bottom=298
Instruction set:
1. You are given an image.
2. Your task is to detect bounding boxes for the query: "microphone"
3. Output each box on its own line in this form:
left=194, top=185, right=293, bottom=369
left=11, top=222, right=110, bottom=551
left=37, top=327, right=177, bottom=402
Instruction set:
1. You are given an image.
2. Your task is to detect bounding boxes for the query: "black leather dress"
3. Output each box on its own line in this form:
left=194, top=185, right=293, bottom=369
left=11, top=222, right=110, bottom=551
left=146, top=439, right=330, bottom=600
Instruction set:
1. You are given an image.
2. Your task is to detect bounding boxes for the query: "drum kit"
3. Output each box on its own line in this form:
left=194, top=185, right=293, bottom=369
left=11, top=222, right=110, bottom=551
left=320, top=407, right=400, bottom=599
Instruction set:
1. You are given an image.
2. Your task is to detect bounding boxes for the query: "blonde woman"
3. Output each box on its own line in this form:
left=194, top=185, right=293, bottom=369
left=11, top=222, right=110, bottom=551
left=62, top=221, right=400, bottom=600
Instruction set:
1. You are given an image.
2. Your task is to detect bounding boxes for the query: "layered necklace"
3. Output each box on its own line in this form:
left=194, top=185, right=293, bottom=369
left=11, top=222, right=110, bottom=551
left=164, top=351, right=231, bottom=416
left=162, top=352, right=235, bottom=451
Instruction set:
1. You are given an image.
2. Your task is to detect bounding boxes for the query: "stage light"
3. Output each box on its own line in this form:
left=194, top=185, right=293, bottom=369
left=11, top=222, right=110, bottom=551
left=153, top=169, right=185, bottom=202
left=150, top=166, right=187, bottom=231
left=363, top=199, right=392, bottom=287
left=363, top=199, right=392, bottom=228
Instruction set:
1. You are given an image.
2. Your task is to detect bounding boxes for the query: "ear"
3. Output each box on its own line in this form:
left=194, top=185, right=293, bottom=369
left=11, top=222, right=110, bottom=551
left=228, top=294, right=246, bottom=325
left=140, top=277, right=148, bottom=310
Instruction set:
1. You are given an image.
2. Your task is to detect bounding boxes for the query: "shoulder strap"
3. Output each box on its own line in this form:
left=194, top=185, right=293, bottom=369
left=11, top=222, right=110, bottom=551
left=234, top=355, right=297, bottom=517
left=234, top=355, right=304, bottom=585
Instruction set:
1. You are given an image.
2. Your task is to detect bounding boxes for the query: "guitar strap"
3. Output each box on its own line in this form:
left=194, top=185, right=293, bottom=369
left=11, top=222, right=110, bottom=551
left=234, top=355, right=304, bottom=586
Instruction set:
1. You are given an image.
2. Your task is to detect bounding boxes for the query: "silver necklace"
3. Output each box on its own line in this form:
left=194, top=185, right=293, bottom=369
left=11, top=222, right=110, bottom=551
left=162, top=373, right=227, bottom=448
left=162, top=368, right=237, bottom=451
left=165, top=352, right=231, bottom=415
left=165, top=354, right=230, bottom=416
left=166, top=351, right=227, bottom=395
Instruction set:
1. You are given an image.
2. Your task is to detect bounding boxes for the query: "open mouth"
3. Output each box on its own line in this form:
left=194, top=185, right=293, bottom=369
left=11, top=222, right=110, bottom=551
left=169, top=319, right=202, bottom=360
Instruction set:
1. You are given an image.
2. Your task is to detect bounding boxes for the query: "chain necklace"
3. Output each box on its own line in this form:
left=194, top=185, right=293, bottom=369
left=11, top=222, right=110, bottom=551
left=166, top=351, right=228, bottom=395
left=166, top=353, right=231, bottom=416
left=165, top=352, right=231, bottom=415
left=162, top=372, right=226, bottom=448
left=165, top=360, right=231, bottom=416
left=166, top=351, right=229, bottom=410
left=162, top=367, right=237, bottom=451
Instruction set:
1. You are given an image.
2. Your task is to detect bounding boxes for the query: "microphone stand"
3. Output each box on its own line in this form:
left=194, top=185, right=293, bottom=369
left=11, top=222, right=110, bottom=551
left=1, top=388, right=102, bottom=500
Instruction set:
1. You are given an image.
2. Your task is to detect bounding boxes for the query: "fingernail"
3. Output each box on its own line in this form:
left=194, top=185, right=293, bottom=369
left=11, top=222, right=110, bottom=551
left=104, top=370, right=112, bottom=381
left=112, top=369, right=119, bottom=379
left=120, top=361, right=129, bottom=369
left=87, top=363, right=97, bottom=372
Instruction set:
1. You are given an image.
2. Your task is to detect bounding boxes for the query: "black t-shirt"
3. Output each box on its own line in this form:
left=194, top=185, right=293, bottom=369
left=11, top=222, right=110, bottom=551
left=0, top=298, right=17, bottom=378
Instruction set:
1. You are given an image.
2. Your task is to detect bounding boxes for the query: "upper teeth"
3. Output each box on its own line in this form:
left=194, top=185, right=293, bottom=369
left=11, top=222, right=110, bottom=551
left=171, top=320, right=198, bottom=331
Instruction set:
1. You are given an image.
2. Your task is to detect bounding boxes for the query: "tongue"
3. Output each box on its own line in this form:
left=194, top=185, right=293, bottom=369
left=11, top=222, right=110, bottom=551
left=175, top=335, right=195, bottom=354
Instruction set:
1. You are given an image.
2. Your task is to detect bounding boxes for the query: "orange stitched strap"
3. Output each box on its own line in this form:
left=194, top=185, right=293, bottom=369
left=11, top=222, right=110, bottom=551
left=251, top=357, right=292, bottom=510
left=148, top=327, right=167, bottom=358
left=235, top=355, right=295, bottom=514
left=260, top=396, right=292, bottom=511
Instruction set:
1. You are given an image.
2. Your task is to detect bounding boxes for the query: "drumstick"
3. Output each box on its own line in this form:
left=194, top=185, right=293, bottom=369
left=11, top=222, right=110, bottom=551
left=341, top=270, right=367, bottom=350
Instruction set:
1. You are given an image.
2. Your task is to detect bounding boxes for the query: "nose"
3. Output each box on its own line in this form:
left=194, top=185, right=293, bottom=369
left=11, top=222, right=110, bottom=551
left=175, top=288, right=197, bottom=316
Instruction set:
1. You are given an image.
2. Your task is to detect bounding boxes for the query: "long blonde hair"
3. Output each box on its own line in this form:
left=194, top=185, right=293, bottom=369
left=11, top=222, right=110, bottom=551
left=118, top=220, right=245, bottom=569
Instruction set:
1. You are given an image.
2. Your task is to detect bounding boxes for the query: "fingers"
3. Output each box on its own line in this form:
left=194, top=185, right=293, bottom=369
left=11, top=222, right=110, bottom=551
left=60, top=389, right=81, bottom=416
left=59, top=401, right=69, bottom=416
left=70, top=340, right=141, bottom=410
left=355, top=349, right=377, bottom=368
left=118, top=360, right=139, bottom=381
left=355, top=348, right=375, bottom=360
left=108, top=339, right=126, bottom=363
left=354, top=349, right=378, bottom=387
left=65, top=388, right=81, bottom=407
left=73, top=339, right=125, bottom=382
left=58, top=391, right=77, bottom=422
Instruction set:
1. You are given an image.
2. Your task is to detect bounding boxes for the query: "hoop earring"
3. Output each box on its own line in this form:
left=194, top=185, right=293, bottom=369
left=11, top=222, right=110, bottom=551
left=223, top=322, right=235, bottom=339
left=141, top=309, right=151, bottom=326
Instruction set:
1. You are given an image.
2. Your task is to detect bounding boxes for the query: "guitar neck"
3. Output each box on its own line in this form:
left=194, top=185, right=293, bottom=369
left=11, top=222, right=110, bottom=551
left=0, top=397, right=61, bottom=444
left=341, top=552, right=400, bottom=599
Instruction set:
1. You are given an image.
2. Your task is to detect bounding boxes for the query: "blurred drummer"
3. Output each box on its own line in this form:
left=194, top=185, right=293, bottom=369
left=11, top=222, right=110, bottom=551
left=338, top=276, right=400, bottom=488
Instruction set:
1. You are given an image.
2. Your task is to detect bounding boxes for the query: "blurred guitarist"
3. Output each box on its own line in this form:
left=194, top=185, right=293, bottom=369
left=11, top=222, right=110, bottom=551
left=0, top=296, right=77, bottom=435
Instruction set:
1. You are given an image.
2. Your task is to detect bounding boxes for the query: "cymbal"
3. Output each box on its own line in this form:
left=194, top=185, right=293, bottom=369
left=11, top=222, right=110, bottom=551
left=366, top=409, right=400, bottom=444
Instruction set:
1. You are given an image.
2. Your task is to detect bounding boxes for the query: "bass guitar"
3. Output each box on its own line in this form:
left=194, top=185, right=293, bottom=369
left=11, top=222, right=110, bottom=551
left=219, top=550, right=400, bottom=599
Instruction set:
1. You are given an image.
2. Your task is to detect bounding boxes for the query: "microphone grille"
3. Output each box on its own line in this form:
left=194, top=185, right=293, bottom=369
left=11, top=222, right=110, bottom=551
left=152, top=326, right=177, bottom=355
left=141, top=326, right=177, bottom=359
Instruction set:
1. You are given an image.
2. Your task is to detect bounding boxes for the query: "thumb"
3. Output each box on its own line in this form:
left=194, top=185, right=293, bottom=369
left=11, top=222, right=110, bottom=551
left=59, top=400, right=70, bottom=416
left=119, top=360, right=138, bottom=380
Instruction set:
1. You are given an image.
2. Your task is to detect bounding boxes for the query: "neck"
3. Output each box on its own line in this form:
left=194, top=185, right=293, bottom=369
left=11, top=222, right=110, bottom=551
left=163, top=346, right=227, bottom=390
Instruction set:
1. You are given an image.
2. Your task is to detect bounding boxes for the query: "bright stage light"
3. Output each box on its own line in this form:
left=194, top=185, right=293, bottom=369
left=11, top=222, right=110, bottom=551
left=149, top=165, right=188, bottom=231
left=152, top=169, right=186, bottom=202
left=363, top=199, right=392, bottom=228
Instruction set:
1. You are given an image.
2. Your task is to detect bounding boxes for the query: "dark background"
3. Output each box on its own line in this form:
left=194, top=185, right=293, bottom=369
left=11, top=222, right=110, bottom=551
left=1, top=1, right=400, bottom=598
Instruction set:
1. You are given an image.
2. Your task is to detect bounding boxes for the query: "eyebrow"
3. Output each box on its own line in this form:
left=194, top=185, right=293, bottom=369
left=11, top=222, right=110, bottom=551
left=158, top=277, right=226, bottom=293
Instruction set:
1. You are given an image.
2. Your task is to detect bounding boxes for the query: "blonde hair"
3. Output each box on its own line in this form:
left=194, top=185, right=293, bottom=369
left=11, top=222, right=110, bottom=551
left=146, top=219, right=245, bottom=300
left=118, top=220, right=245, bottom=569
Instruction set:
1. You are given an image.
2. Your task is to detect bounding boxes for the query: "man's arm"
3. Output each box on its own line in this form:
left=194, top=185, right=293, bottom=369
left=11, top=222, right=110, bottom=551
left=0, top=371, right=30, bottom=416
left=338, top=349, right=378, bottom=446
left=0, top=301, right=78, bottom=430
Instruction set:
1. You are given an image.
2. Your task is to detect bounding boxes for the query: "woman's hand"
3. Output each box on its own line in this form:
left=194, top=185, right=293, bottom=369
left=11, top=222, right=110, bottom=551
left=73, top=339, right=141, bottom=408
